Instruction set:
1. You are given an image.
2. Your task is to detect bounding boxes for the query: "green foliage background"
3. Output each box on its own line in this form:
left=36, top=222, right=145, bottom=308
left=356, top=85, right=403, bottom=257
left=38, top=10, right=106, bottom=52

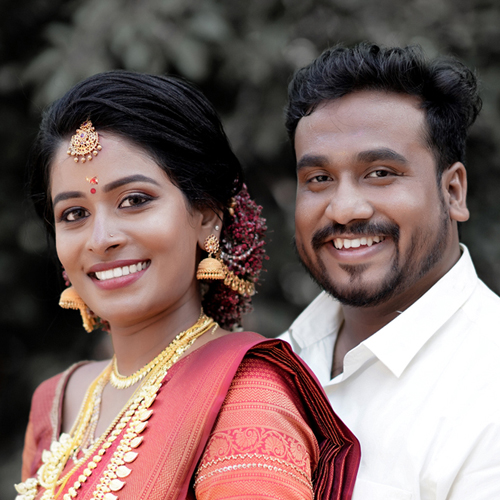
left=2, top=0, right=500, bottom=493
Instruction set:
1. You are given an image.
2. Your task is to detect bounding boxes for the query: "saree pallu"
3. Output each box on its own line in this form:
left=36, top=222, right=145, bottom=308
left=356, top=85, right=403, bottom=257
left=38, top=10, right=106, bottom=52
left=22, top=332, right=360, bottom=499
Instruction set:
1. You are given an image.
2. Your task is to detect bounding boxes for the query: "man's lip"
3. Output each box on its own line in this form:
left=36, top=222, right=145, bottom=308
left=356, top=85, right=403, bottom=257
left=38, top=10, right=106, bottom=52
left=324, top=234, right=389, bottom=246
left=87, top=259, right=149, bottom=274
left=325, top=237, right=389, bottom=262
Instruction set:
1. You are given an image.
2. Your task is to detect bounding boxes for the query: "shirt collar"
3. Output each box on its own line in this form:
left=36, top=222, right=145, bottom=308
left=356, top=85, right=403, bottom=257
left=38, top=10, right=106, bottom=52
left=287, top=291, right=343, bottom=351
left=287, top=244, right=478, bottom=377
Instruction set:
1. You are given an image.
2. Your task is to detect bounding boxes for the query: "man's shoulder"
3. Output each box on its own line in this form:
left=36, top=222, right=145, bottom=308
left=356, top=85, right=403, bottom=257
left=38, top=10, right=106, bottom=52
left=461, top=276, right=500, bottom=334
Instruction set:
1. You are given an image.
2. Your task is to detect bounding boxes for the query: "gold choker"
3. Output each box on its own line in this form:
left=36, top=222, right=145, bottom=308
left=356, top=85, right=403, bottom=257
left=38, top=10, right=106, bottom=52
left=109, top=312, right=217, bottom=389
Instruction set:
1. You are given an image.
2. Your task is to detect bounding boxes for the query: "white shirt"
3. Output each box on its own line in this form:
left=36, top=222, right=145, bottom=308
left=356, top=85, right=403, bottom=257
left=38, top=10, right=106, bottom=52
left=282, top=246, right=500, bottom=499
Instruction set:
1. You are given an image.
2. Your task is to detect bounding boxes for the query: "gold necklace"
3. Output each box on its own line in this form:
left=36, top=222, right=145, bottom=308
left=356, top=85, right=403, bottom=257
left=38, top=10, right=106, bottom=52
left=109, top=312, right=216, bottom=389
left=15, top=313, right=218, bottom=500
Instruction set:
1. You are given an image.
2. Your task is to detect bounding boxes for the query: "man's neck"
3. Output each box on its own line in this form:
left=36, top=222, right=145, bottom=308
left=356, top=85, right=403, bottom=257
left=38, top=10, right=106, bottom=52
left=331, top=306, right=401, bottom=377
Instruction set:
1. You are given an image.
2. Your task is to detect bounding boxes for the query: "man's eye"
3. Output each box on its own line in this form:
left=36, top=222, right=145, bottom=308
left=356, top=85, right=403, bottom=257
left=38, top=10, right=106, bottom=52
left=310, top=175, right=331, bottom=183
left=367, top=170, right=391, bottom=178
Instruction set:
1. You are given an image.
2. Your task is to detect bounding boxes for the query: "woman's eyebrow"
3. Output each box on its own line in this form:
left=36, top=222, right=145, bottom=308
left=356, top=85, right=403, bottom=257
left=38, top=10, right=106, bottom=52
left=103, top=174, right=161, bottom=193
left=53, top=191, right=84, bottom=208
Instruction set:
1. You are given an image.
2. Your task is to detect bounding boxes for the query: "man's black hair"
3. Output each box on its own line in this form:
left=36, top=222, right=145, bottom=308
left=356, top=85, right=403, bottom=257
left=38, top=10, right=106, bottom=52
left=285, top=42, right=482, bottom=176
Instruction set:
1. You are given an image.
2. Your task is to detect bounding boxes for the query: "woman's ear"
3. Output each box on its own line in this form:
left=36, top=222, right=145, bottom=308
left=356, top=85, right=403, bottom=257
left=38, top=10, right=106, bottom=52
left=442, top=162, right=469, bottom=222
left=197, top=207, right=223, bottom=250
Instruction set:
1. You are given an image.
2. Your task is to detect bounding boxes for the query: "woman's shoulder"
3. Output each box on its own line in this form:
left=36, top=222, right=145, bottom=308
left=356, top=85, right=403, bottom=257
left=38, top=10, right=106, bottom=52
left=31, top=360, right=107, bottom=415
left=32, top=361, right=90, bottom=401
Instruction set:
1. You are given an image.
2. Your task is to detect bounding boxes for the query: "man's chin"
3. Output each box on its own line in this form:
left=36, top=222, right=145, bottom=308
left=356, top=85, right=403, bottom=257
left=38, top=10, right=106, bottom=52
left=308, top=268, right=403, bottom=308
left=323, top=283, right=397, bottom=308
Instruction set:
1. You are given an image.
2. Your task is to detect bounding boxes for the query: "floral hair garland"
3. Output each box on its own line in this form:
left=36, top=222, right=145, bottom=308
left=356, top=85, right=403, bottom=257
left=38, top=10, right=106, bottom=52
left=202, top=184, right=267, bottom=329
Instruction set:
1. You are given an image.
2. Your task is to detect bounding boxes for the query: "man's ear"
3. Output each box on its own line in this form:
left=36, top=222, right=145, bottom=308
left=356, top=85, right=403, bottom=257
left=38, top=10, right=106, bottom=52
left=197, top=207, right=223, bottom=250
left=442, top=162, right=469, bottom=222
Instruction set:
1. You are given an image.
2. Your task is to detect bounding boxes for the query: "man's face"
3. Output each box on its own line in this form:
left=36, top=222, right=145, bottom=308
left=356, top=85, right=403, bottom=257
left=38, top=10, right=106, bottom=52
left=294, top=90, right=464, bottom=309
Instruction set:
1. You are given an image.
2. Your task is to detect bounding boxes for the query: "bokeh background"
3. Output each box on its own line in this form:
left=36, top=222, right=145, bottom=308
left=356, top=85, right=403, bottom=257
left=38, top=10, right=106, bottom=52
left=2, top=0, right=500, bottom=494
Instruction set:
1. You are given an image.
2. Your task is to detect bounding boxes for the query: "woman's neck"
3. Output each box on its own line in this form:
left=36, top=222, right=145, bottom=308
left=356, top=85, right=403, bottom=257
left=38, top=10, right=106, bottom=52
left=109, top=299, right=203, bottom=375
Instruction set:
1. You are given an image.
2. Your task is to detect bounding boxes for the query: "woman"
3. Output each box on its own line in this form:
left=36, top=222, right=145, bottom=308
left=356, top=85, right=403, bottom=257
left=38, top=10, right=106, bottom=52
left=16, top=71, right=359, bottom=500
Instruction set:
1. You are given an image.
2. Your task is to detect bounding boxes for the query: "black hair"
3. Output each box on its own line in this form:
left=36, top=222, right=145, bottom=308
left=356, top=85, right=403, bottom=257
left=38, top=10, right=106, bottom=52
left=285, top=42, right=482, bottom=175
left=29, top=70, right=243, bottom=236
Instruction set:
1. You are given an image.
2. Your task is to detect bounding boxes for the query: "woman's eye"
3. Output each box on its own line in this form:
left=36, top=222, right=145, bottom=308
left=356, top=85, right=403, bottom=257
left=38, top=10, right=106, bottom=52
left=120, top=194, right=151, bottom=208
left=63, top=208, right=89, bottom=222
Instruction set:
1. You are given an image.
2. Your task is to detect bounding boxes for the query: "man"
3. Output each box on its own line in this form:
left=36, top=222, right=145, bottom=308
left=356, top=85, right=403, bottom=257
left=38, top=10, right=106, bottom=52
left=281, top=43, right=500, bottom=498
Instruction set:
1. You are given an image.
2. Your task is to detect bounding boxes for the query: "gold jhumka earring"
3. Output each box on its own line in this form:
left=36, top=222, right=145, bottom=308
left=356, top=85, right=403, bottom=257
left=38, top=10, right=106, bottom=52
left=196, top=234, right=255, bottom=296
left=59, top=287, right=98, bottom=333
left=196, top=235, right=225, bottom=280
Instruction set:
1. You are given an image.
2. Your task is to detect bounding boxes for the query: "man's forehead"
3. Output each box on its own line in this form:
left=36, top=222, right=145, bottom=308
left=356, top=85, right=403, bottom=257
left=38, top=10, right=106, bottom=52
left=294, top=91, right=428, bottom=158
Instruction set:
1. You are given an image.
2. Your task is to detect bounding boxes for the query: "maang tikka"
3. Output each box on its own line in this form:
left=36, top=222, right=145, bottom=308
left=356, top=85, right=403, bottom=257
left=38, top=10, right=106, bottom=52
left=67, top=120, right=102, bottom=163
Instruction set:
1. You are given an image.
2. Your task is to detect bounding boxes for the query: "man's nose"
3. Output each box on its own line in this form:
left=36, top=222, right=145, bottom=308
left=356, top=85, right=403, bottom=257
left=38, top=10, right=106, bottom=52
left=325, top=181, right=374, bottom=226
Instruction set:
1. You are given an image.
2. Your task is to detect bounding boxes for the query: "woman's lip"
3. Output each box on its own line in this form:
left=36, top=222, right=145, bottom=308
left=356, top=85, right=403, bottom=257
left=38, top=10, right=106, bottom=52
left=90, top=265, right=148, bottom=290
left=87, top=259, right=148, bottom=274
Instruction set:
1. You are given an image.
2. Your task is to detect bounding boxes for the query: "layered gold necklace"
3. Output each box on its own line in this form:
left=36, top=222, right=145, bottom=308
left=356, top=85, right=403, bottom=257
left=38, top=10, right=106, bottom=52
left=15, top=312, right=217, bottom=500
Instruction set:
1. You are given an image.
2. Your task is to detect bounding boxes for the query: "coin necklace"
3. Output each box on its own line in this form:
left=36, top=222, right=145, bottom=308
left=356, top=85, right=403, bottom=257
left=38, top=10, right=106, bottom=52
left=15, top=312, right=217, bottom=500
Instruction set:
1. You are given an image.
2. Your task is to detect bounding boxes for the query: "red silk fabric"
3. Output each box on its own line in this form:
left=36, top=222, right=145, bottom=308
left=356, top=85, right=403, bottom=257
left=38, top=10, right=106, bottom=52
left=22, top=332, right=360, bottom=499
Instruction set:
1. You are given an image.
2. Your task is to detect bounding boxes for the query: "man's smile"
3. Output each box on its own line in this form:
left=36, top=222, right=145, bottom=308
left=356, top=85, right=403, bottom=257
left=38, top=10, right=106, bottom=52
left=332, top=236, right=385, bottom=250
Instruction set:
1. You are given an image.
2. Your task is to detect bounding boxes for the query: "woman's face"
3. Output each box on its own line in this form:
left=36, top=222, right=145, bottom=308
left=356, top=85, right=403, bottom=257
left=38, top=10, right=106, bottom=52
left=50, top=134, right=209, bottom=328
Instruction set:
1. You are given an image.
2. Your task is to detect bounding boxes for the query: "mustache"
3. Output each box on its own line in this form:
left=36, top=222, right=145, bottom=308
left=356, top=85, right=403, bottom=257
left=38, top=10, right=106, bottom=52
left=311, top=221, right=400, bottom=250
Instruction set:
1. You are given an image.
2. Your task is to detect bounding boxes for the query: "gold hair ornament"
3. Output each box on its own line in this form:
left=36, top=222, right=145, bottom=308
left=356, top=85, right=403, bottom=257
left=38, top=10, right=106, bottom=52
left=67, top=120, right=102, bottom=163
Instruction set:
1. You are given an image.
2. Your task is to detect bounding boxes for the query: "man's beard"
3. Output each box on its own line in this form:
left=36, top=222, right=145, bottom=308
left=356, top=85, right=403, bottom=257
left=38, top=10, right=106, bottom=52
left=297, top=211, right=450, bottom=308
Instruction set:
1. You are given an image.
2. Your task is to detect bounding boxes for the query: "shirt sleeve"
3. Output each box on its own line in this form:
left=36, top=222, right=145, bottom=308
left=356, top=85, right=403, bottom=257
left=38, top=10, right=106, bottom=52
left=194, top=353, right=320, bottom=499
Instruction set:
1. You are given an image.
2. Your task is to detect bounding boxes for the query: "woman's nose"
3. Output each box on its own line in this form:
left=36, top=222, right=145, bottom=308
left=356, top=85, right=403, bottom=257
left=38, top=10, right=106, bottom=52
left=85, top=216, right=124, bottom=254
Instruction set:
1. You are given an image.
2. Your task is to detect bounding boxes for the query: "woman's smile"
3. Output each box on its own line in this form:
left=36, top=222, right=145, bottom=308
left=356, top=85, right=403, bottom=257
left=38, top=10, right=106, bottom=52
left=89, top=259, right=152, bottom=290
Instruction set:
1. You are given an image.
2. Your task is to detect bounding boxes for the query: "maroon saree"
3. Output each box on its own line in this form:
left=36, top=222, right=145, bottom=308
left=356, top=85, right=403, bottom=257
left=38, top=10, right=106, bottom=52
left=21, top=332, right=360, bottom=499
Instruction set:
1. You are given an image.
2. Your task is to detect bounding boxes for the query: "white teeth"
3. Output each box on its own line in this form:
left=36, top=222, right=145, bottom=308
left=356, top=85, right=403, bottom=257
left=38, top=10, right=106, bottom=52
left=94, top=261, right=149, bottom=281
left=333, top=236, right=385, bottom=250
